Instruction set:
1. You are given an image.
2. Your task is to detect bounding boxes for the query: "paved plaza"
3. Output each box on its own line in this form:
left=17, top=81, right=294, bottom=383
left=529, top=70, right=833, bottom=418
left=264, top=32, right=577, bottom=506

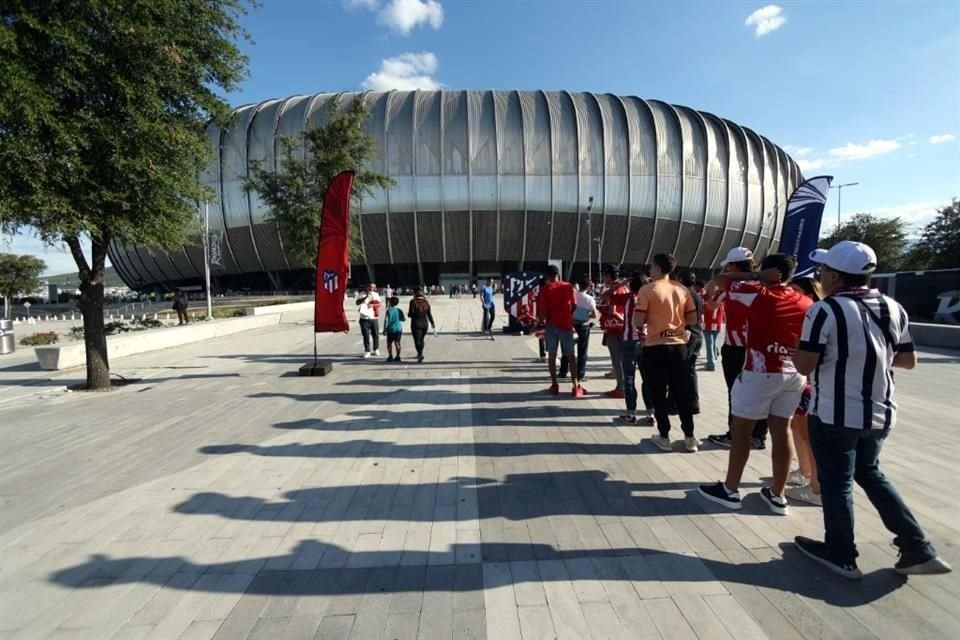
left=0, top=297, right=958, bottom=640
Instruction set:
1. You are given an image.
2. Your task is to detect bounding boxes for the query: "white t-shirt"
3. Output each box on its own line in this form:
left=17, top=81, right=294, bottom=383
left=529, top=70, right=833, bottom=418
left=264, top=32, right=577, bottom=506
left=357, top=291, right=382, bottom=319
left=572, top=291, right=597, bottom=324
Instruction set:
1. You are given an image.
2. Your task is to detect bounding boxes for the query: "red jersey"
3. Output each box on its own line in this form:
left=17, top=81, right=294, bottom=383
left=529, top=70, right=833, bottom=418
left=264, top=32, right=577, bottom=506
left=539, top=280, right=576, bottom=331
left=741, top=283, right=812, bottom=373
left=702, top=293, right=724, bottom=332
left=717, top=280, right=756, bottom=346
left=597, top=281, right=629, bottom=335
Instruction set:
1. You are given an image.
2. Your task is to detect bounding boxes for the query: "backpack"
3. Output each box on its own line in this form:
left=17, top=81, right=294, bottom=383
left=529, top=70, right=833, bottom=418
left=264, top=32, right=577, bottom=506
left=412, top=297, right=430, bottom=316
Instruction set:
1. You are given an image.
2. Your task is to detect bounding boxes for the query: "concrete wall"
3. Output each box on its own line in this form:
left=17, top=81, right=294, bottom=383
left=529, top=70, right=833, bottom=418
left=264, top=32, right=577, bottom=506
left=34, top=314, right=281, bottom=370
left=911, top=323, right=960, bottom=350
left=245, top=301, right=314, bottom=316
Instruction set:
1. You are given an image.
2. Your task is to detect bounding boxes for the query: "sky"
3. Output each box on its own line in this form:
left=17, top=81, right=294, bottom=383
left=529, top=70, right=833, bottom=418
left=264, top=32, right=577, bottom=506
left=7, top=0, right=960, bottom=275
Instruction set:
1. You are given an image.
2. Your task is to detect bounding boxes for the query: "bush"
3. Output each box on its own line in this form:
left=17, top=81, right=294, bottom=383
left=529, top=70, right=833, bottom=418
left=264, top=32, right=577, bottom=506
left=20, top=331, right=59, bottom=346
left=104, top=321, right=130, bottom=335
left=211, top=307, right=247, bottom=319
left=132, top=317, right=164, bottom=329
left=67, top=326, right=84, bottom=341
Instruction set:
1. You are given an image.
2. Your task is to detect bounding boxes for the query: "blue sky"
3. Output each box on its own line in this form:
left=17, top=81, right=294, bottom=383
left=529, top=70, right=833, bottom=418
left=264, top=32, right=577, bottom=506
left=8, top=0, right=959, bottom=275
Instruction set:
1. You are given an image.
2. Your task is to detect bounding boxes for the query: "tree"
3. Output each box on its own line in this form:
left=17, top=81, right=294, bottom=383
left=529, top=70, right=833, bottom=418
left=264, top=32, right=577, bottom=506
left=245, top=96, right=394, bottom=267
left=0, top=254, right=46, bottom=319
left=904, top=198, right=960, bottom=270
left=0, top=1, right=250, bottom=389
left=819, top=213, right=908, bottom=272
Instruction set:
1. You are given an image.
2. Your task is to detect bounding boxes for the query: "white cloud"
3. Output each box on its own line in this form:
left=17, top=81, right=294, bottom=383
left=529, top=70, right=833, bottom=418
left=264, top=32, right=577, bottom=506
left=745, top=5, right=786, bottom=37
left=783, top=145, right=812, bottom=158
left=362, top=52, right=443, bottom=91
left=867, top=200, right=950, bottom=236
left=828, top=139, right=901, bottom=160
left=796, top=158, right=827, bottom=172
left=344, top=0, right=379, bottom=10
left=929, top=133, right=956, bottom=144
left=377, top=0, right=443, bottom=35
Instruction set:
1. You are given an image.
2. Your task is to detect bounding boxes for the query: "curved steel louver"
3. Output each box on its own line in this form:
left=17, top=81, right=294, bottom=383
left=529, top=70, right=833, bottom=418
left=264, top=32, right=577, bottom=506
left=108, top=90, right=802, bottom=287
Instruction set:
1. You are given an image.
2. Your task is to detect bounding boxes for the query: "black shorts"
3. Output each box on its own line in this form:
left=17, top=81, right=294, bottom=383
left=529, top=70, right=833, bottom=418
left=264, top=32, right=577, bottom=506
left=386, top=332, right=402, bottom=345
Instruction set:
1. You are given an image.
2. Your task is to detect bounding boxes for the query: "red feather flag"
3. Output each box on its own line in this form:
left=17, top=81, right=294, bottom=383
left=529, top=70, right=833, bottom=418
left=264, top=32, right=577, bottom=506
left=314, top=170, right=355, bottom=333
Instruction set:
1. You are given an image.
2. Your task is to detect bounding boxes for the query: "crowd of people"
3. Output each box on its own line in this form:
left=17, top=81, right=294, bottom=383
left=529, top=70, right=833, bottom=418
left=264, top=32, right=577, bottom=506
left=349, top=240, right=952, bottom=580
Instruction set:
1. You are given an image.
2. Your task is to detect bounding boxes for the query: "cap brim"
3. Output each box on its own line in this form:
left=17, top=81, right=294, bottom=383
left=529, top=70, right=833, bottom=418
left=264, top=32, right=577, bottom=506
left=809, top=249, right=829, bottom=264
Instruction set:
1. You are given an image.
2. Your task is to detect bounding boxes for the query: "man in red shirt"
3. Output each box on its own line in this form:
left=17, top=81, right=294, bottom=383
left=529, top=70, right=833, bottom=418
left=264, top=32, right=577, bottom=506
left=596, top=265, right=629, bottom=398
left=701, top=288, right=723, bottom=371
left=538, top=264, right=583, bottom=397
left=705, top=247, right=768, bottom=450
left=698, top=253, right=812, bottom=514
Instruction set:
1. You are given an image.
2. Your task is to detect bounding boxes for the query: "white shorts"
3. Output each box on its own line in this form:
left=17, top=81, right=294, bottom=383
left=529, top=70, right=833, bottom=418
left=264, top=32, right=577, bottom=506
left=731, top=370, right=806, bottom=420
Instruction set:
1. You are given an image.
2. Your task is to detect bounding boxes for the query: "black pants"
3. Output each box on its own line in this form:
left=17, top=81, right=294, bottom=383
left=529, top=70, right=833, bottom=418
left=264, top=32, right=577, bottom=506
left=645, top=344, right=695, bottom=438
left=559, top=322, right=590, bottom=380
left=412, top=327, right=428, bottom=357
left=482, top=306, right=495, bottom=333
left=685, top=331, right=702, bottom=413
left=175, top=308, right=189, bottom=324
left=721, top=344, right=767, bottom=440
left=360, top=318, right=380, bottom=353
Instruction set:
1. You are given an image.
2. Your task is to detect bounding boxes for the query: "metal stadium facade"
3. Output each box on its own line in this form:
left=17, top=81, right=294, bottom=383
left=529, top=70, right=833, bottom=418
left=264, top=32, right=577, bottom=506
left=107, top=90, right=803, bottom=291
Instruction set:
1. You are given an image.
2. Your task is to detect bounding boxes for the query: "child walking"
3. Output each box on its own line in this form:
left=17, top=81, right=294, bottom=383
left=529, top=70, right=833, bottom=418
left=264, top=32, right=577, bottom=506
left=383, top=296, right=405, bottom=362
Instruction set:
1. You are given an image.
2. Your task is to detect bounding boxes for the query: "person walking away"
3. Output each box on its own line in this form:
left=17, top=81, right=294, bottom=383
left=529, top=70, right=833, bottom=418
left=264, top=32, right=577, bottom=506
left=383, top=296, right=405, bottom=362
left=172, top=289, right=189, bottom=325
left=480, top=278, right=496, bottom=337
left=697, top=254, right=811, bottom=514
left=356, top=282, right=382, bottom=358
left=792, top=241, right=952, bottom=579
left=705, top=247, right=769, bottom=450
left=678, top=271, right=704, bottom=414
left=407, top=288, right=436, bottom=363
left=702, top=288, right=724, bottom=371
left=784, top=277, right=825, bottom=506
left=560, top=279, right=597, bottom=380
left=472, top=283, right=478, bottom=298
left=635, top=254, right=698, bottom=452
left=538, top=265, right=583, bottom=397
left=597, top=265, right=629, bottom=398
left=617, top=275, right=654, bottom=426
left=386, top=284, right=393, bottom=299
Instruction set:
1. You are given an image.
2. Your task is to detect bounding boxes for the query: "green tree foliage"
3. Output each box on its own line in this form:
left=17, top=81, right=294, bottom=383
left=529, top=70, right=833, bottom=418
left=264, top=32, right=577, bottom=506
left=904, top=198, right=960, bottom=270
left=0, top=253, right=46, bottom=318
left=0, top=1, right=251, bottom=389
left=245, top=96, right=395, bottom=266
left=820, top=213, right=908, bottom=272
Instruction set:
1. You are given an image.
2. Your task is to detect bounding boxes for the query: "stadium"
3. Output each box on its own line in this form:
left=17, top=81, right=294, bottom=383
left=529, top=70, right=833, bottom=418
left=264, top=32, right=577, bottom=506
left=106, top=90, right=803, bottom=292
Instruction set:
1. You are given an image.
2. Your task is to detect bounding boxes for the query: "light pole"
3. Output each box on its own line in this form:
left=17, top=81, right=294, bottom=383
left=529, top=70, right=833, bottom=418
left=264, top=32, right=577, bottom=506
left=202, top=203, right=213, bottom=321
left=586, top=196, right=594, bottom=283
left=830, top=182, right=859, bottom=230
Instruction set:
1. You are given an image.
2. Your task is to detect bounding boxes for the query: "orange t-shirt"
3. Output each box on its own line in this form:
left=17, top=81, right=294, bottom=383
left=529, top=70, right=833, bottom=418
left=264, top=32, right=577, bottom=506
left=636, top=279, right=694, bottom=346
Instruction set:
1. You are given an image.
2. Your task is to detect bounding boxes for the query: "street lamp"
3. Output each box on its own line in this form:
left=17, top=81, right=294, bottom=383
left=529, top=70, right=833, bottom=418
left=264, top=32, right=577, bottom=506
left=830, top=182, right=859, bottom=230
left=585, top=196, right=594, bottom=283
left=202, top=203, right=213, bottom=321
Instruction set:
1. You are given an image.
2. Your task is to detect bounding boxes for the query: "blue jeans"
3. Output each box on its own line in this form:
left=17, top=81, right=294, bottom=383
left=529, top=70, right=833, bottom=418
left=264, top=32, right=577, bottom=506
left=559, top=322, right=590, bottom=380
left=620, top=340, right=652, bottom=415
left=481, top=306, right=495, bottom=333
left=703, top=330, right=719, bottom=369
left=810, top=416, right=935, bottom=564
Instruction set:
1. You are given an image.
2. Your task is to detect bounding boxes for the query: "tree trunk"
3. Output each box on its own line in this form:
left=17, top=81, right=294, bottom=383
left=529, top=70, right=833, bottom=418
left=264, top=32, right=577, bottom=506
left=67, top=233, right=111, bottom=390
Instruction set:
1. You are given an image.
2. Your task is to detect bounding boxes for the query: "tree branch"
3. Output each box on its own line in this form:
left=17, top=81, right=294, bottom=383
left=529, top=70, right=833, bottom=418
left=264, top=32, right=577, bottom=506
left=64, top=234, right=92, bottom=283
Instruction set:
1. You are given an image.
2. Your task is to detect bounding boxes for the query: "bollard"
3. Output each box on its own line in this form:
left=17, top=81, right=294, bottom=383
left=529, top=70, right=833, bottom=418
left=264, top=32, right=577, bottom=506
left=152, top=313, right=158, bottom=320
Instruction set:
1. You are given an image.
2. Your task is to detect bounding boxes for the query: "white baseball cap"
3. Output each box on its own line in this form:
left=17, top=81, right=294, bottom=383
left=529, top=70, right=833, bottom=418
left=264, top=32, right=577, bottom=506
left=809, top=241, right=878, bottom=274
left=720, top=247, right=754, bottom=266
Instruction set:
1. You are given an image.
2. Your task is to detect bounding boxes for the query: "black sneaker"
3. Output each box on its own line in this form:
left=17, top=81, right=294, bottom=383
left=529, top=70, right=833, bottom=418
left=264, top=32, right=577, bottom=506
left=794, top=536, right=862, bottom=580
left=707, top=433, right=733, bottom=448
left=697, top=482, right=741, bottom=510
left=895, top=553, right=953, bottom=575
left=637, top=416, right=656, bottom=427
left=618, top=415, right=638, bottom=425
left=760, top=487, right=788, bottom=515
left=750, top=438, right=767, bottom=450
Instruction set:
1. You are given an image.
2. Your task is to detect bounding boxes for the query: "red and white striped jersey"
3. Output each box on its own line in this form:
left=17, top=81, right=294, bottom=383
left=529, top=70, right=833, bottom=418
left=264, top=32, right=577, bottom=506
left=717, top=280, right=760, bottom=347
left=703, top=294, right=724, bottom=332
left=621, top=295, right=646, bottom=342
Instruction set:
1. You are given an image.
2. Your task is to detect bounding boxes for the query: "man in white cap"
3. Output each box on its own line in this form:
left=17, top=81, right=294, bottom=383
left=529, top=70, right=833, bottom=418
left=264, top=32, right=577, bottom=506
left=705, top=247, right=768, bottom=450
left=791, top=241, right=952, bottom=579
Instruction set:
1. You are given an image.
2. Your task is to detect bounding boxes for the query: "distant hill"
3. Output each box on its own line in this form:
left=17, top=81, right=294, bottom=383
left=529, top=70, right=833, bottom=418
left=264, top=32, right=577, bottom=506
left=45, top=266, right=126, bottom=289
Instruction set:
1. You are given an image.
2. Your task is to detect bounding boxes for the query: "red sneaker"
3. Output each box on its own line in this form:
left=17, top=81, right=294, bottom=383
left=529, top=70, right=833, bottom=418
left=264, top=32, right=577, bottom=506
left=548, top=383, right=560, bottom=395
left=573, top=385, right=586, bottom=398
left=605, top=389, right=625, bottom=399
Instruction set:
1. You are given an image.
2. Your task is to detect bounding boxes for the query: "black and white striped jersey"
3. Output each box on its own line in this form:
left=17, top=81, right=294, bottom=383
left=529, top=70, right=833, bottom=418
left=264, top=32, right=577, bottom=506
left=798, top=288, right=914, bottom=430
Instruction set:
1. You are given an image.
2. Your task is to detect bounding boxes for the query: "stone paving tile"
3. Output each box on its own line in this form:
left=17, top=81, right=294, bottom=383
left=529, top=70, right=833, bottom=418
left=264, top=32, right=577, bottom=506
left=1, top=300, right=959, bottom=639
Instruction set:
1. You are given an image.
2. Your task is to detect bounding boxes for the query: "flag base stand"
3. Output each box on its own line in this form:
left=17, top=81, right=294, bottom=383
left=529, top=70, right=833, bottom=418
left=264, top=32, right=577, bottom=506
left=299, top=332, right=333, bottom=376
left=299, top=361, right=333, bottom=376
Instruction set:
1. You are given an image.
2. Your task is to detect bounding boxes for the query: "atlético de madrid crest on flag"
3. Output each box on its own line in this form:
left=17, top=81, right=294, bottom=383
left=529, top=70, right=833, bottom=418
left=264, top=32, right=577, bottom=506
left=322, top=269, right=339, bottom=294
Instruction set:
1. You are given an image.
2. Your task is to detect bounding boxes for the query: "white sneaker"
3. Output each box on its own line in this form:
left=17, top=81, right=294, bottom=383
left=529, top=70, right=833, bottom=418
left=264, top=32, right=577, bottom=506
left=373, top=349, right=380, bottom=356
left=785, top=485, right=822, bottom=506
left=650, top=435, right=673, bottom=452
left=364, top=352, right=372, bottom=359
left=683, top=437, right=699, bottom=453
left=788, top=469, right=810, bottom=486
